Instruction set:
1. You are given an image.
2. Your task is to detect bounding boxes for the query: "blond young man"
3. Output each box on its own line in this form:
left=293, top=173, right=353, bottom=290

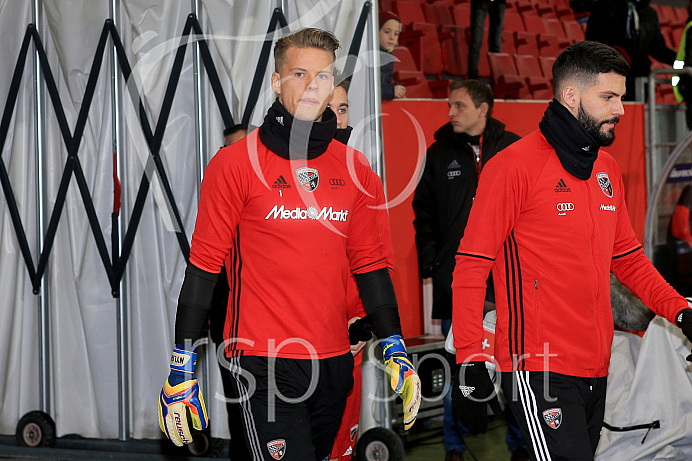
left=158, top=28, right=421, bottom=461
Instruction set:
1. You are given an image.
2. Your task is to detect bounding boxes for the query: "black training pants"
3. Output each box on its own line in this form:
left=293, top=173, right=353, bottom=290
left=229, top=353, right=354, bottom=461
left=500, top=371, right=607, bottom=461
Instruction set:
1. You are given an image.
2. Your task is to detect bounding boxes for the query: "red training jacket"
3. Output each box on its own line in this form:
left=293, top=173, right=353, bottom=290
left=453, top=129, right=686, bottom=377
left=190, top=130, right=390, bottom=359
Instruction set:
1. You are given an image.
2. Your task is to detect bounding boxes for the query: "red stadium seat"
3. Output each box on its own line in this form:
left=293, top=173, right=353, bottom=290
left=392, top=46, right=419, bottom=72
left=563, top=20, right=585, bottom=44
left=452, top=3, right=471, bottom=28
left=393, top=1, right=445, bottom=74
left=515, top=0, right=537, bottom=15
left=662, top=25, right=676, bottom=49
left=554, top=2, right=576, bottom=20
left=393, top=70, right=433, bottom=98
left=514, top=54, right=553, bottom=99
left=537, top=33, right=562, bottom=57
left=673, top=6, right=689, bottom=25
left=513, top=30, right=538, bottom=55
left=536, top=2, right=556, bottom=19
left=392, top=46, right=448, bottom=98
left=671, top=26, right=685, bottom=50
left=539, top=55, right=557, bottom=82
left=423, top=2, right=457, bottom=27
left=502, top=30, right=518, bottom=55
left=655, top=4, right=677, bottom=28
left=421, top=1, right=462, bottom=74
left=439, top=24, right=468, bottom=75
left=503, top=11, right=526, bottom=32
left=523, top=14, right=547, bottom=35
left=543, top=18, right=571, bottom=49
left=488, top=52, right=525, bottom=99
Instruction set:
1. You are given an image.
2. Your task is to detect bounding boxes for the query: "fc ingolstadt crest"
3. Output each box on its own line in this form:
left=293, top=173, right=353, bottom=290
left=296, top=167, right=319, bottom=192
left=596, top=172, right=613, bottom=198
left=543, top=408, right=562, bottom=429
left=267, top=439, right=286, bottom=460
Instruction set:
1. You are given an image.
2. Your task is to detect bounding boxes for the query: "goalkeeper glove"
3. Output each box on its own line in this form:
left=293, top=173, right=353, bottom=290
left=451, top=361, right=502, bottom=435
left=158, top=346, right=208, bottom=446
left=677, top=303, right=692, bottom=362
left=381, top=335, right=421, bottom=430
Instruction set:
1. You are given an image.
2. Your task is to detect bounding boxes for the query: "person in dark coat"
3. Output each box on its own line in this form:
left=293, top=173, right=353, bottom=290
left=379, top=10, right=406, bottom=100
left=412, top=79, right=528, bottom=461
left=585, top=0, right=676, bottom=100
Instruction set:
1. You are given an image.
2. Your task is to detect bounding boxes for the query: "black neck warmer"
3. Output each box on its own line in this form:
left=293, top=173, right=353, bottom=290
left=539, top=99, right=599, bottom=180
left=334, top=126, right=353, bottom=145
left=258, top=99, right=337, bottom=160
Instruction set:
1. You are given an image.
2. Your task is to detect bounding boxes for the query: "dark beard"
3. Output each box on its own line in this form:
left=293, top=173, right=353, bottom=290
left=578, top=102, right=618, bottom=147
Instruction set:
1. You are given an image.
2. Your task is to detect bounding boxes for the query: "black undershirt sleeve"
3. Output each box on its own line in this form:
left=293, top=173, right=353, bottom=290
left=174, top=263, right=219, bottom=346
left=354, top=268, right=403, bottom=338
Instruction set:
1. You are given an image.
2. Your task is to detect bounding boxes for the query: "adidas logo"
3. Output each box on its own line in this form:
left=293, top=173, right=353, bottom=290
left=448, top=159, right=461, bottom=169
left=272, top=175, right=291, bottom=189
left=276, top=116, right=284, bottom=126
left=582, top=146, right=590, bottom=151
left=554, top=178, right=571, bottom=193
left=460, top=385, right=475, bottom=397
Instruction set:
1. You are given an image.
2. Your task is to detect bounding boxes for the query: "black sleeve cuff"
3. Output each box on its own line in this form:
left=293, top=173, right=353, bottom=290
left=354, top=268, right=403, bottom=338
left=174, top=264, right=219, bottom=344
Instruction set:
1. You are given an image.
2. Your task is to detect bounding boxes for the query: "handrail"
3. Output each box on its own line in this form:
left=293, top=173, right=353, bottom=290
left=646, top=67, right=692, bottom=199
left=644, top=67, right=692, bottom=257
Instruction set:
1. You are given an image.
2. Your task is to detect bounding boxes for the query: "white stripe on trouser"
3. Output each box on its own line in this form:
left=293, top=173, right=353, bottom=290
left=516, top=371, right=553, bottom=461
left=230, top=356, right=264, bottom=460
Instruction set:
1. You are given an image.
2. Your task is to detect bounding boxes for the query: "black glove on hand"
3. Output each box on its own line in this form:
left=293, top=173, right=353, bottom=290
left=348, top=316, right=373, bottom=345
left=676, top=305, right=692, bottom=362
left=451, top=361, right=502, bottom=435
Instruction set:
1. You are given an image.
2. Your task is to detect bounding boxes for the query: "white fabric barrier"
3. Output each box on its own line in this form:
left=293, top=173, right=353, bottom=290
left=0, top=0, right=375, bottom=440
left=596, top=317, right=692, bottom=460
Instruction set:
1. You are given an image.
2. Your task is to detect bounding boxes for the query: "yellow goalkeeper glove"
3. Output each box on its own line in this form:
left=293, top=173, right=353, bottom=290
left=158, top=346, right=208, bottom=446
left=381, top=335, right=422, bottom=430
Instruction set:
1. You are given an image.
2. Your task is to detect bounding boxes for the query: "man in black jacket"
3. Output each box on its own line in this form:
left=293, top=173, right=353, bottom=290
left=412, top=79, right=526, bottom=461
left=585, top=0, right=676, bottom=100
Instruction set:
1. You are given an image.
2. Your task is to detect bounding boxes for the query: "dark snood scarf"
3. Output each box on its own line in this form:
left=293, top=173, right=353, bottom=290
left=258, top=99, right=337, bottom=159
left=539, top=99, right=599, bottom=180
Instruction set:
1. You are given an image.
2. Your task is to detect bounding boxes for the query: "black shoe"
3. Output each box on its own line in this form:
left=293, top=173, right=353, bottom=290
left=511, top=446, right=531, bottom=461
left=445, top=449, right=464, bottom=461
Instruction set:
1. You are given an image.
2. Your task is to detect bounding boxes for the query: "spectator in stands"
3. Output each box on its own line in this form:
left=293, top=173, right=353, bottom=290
left=379, top=10, right=406, bottom=100
left=673, top=0, right=692, bottom=129
left=468, top=0, right=507, bottom=80
left=412, top=79, right=529, bottom=461
left=585, top=0, right=676, bottom=100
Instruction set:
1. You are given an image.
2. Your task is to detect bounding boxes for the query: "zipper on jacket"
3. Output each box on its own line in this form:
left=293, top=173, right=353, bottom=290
left=472, top=144, right=482, bottom=176
left=587, top=182, right=605, bottom=372
left=534, top=279, right=540, bottom=343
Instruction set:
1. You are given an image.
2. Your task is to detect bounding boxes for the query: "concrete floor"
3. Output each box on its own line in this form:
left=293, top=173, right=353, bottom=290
left=0, top=418, right=514, bottom=460
left=404, top=417, right=512, bottom=461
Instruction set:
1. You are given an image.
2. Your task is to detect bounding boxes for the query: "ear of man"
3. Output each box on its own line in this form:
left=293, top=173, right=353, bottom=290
left=479, top=101, right=489, bottom=119
left=560, top=82, right=580, bottom=117
left=271, top=73, right=282, bottom=95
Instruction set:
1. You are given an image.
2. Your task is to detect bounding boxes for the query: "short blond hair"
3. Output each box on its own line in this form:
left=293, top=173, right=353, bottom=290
left=274, top=28, right=340, bottom=73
